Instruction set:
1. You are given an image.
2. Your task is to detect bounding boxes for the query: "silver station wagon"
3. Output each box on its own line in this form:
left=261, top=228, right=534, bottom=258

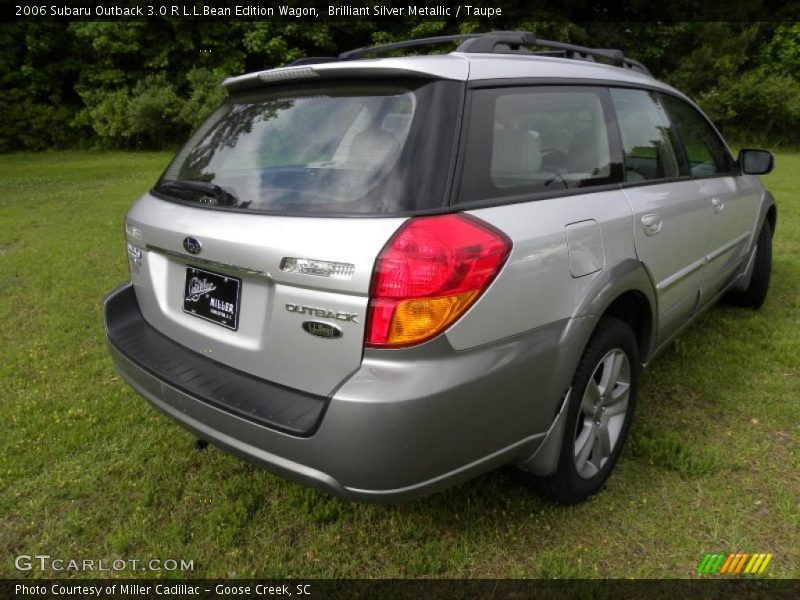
left=104, top=31, right=776, bottom=503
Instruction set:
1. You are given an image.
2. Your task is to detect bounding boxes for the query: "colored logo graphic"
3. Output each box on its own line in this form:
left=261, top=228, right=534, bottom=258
left=697, top=553, right=773, bottom=575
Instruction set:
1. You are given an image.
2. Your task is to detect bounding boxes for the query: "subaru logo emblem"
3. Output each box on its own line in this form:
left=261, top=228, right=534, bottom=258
left=183, top=237, right=202, bottom=255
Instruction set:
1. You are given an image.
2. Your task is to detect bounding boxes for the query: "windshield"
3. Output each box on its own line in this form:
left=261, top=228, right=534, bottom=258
left=154, top=79, right=462, bottom=215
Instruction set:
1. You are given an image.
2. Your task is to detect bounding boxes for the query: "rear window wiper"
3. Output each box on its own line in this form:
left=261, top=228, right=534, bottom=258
left=157, top=179, right=241, bottom=207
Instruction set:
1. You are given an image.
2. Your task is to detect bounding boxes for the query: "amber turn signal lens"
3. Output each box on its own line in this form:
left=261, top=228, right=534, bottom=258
left=386, top=292, right=477, bottom=346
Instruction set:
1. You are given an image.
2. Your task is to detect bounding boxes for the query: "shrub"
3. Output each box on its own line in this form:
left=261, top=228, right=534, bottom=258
left=698, top=68, right=800, bottom=146
left=177, top=68, right=229, bottom=130
left=0, top=91, right=76, bottom=151
left=78, top=75, right=185, bottom=149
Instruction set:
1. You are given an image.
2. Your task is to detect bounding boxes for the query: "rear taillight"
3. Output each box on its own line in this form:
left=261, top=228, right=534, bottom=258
left=366, top=214, right=512, bottom=348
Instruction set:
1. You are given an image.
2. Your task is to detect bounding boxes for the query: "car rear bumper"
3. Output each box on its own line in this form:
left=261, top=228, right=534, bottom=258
left=105, top=281, right=593, bottom=502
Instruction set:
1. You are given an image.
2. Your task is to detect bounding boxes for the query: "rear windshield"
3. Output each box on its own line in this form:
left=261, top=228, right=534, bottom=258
left=154, top=79, right=462, bottom=215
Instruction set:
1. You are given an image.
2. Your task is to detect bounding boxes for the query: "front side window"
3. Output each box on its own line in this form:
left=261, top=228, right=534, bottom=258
left=661, top=95, right=733, bottom=177
left=610, top=88, right=687, bottom=182
left=458, top=87, right=619, bottom=204
left=154, top=79, right=462, bottom=215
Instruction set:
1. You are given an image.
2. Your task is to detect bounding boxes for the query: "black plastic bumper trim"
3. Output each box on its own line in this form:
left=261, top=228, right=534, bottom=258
left=104, top=283, right=327, bottom=436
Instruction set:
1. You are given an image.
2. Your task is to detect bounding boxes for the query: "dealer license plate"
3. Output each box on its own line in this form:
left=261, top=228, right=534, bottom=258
left=182, top=266, right=241, bottom=330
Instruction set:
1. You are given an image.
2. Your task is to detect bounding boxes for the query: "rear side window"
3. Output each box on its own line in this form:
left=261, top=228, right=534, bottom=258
left=154, top=79, right=462, bottom=215
left=457, top=87, right=620, bottom=204
left=610, top=88, right=687, bottom=182
left=661, top=95, right=733, bottom=177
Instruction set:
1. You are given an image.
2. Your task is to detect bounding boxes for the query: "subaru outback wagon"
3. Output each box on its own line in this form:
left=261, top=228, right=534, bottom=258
left=104, top=31, right=776, bottom=504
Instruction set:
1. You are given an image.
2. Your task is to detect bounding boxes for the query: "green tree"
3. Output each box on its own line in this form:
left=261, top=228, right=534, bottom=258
left=1, top=19, right=798, bottom=150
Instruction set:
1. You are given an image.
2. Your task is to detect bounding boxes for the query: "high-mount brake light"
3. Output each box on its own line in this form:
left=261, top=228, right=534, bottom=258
left=366, top=214, right=512, bottom=348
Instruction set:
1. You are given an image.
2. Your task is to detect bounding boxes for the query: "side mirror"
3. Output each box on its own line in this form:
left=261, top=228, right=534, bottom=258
left=738, top=149, right=775, bottom=175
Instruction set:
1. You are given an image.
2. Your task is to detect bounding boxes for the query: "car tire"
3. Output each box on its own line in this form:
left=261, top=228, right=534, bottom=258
left=536, top=317, right=639, bottom=504
left=723, top=221, right=773, bottom=309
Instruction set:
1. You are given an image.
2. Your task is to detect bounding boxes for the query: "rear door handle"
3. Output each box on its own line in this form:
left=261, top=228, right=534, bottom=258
left=711, top=197, right=725, bottom=214
left=641, top=213, right=662, bottom=236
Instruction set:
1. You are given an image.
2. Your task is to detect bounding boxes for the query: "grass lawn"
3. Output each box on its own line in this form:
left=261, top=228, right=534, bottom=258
left=0, top=151, right=798, bottom=579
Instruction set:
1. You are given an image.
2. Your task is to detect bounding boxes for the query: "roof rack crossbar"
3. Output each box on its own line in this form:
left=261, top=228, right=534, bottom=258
left=334, top=30, right=650, bottom=76
left=454, top=31, right=537, bottom=53
left=457, top=32, right=651, bottom=76
left=338, top=33, right=482, bottom=61
left=287, top=56, right=341, bottom=67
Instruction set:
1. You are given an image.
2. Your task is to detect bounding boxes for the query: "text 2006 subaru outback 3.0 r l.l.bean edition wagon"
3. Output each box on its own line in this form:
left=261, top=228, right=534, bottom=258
left=104, top=32, right=776, bottom=504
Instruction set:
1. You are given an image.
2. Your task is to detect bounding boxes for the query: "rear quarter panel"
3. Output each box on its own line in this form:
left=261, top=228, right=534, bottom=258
left=446, top=189, right=638, bottom=349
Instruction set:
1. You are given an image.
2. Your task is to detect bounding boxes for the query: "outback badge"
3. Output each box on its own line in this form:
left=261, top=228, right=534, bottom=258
left=302, top=321, right=343, bottom=339
left=183, top=237, right=202, bottom=255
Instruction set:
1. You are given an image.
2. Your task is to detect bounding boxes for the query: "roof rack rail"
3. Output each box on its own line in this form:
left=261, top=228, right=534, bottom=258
left=335, top=30, right=651, bottom=76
